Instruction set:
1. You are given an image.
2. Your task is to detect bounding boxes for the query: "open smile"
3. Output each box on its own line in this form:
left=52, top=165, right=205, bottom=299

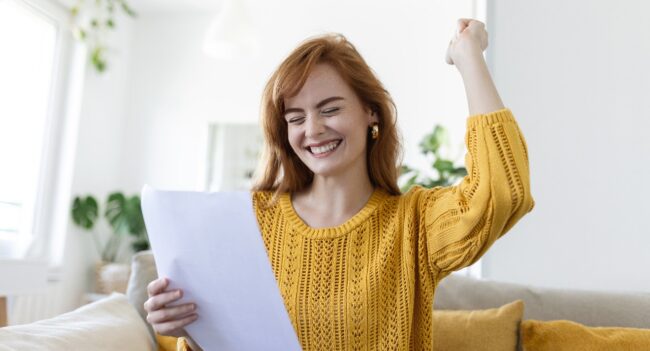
left=306, top=139, right=342, bottom=158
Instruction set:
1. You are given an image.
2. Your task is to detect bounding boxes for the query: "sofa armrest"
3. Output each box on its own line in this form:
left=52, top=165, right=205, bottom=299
left=0, top=293, right=154, bottom=350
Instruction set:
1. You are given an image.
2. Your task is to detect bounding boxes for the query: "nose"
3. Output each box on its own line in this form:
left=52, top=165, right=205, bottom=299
left=304, top=115, right=325, bottom=138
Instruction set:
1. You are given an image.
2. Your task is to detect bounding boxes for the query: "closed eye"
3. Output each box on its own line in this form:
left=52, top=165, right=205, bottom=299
left=288, top=117, right=305, bottom=124
left=322, top=107, right=340, bottom=114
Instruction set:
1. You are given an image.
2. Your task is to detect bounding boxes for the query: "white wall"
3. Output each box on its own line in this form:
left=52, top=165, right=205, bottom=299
left=58, top=0, right=650, bottom=316
left=49, top=0, right=480, bottom=314
left=120, top=0, right=480, bottom=193
left=56, top=0, right=650, bottom=318
left=481, top=0, right=650, bottom=292
left=54, top=14, right=137, bottom=314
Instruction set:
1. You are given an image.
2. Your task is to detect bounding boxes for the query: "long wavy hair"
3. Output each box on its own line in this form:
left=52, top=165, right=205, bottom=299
left=251, top=33, right=402, bottom=203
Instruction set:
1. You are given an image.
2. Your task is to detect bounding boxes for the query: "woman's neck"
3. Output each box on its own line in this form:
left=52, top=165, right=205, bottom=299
left=292, top=169, right=375, bottom=228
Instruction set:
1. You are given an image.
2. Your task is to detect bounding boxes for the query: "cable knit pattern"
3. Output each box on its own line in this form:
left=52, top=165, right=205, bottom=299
left=167, top=108, right=534, bottom=351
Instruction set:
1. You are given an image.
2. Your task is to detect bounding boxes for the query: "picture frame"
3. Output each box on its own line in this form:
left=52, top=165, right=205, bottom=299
left=204, top=123, right=264, bottom=192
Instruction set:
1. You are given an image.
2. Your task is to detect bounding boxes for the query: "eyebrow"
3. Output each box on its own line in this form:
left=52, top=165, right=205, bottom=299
left=284, top=96, right=345, bottom=117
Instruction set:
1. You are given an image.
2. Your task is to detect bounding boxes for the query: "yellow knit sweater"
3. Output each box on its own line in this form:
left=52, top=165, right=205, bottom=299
left=158, top=108, right=535, bottom=351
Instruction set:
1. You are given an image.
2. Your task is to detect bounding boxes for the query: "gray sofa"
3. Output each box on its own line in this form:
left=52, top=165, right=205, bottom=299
left=126, top=250, right=650, bottom=349
left=2, top=250, right=647, bottom=350
left=434, top=273, right=650, bottom=329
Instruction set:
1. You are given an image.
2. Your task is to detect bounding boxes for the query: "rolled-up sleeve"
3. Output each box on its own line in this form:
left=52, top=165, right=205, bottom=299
left=421, top=108, right=535, bottom=275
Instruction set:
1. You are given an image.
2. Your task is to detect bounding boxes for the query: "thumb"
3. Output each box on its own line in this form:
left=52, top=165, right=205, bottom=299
left=445, top=40, right=454, bottom=65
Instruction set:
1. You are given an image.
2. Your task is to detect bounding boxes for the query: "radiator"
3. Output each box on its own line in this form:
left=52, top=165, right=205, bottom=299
left=9, top=278, right=65, bottom=325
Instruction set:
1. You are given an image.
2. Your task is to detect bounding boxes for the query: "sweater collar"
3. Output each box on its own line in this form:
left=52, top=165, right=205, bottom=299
left=279, top=187, right=388, bottom=239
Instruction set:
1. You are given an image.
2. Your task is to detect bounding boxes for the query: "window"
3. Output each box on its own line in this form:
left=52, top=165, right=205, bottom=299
left=0, top=0, right=71, bottom=258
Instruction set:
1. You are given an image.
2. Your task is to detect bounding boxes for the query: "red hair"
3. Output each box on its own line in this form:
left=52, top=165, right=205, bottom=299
left=251, top=33, right=402, bottom=202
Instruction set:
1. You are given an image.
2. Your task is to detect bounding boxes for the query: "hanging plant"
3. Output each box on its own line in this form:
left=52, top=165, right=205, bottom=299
left=70, top=0, right=137, bottom=73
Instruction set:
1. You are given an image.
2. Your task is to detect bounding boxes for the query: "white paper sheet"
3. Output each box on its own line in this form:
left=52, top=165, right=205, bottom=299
left=141, top=185, right=302, bottom=351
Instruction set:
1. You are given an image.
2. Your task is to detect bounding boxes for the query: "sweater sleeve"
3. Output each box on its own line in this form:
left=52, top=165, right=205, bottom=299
left=155, top=333, right=193, bottom=351
left=421, top=108, right=535, bottom=275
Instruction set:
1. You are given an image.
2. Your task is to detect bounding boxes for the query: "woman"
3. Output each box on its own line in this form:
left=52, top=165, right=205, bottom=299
left=145, top=18, right=535, bottom=351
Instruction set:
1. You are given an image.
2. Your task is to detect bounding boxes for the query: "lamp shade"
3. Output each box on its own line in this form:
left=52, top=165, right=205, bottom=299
left=203, top=0, right=259, bottom=60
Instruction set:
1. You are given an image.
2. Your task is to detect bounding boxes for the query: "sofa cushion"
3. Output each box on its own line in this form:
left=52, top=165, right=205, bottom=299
left=433, top=299, right=523, bottom=351
left=434, top=274, right=650, bottom=329
left=0, top=293, right=154, bottom=351
left=521, top=319, right=650, bottom=351
left=126, top=250, right=158, bottom=340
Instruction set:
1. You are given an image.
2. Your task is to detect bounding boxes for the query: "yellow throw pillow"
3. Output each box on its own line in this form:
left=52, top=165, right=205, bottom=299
left=433, top=299, right=524, bottom=351
left=521, top=319, right=650, bottom=351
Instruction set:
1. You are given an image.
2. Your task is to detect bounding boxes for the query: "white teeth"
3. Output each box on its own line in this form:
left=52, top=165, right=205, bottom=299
left=310, top=140, right=340, bottom=154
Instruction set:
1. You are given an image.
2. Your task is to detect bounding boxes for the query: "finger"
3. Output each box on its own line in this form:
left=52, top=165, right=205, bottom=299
left=457, top=19, right=469, bottom=35
left=457, top=18, right=475, bottom=33
left=146, top=302, right=197, bottom=324
left=147, top=277, right=169, bottom=297
left=467, top=19, right=485, bottom=31
left=144, top=289, right=183, bottom=312
left=155, top=314, right=199, bottom=336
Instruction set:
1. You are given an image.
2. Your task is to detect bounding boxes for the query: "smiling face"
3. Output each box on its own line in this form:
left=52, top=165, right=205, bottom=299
left=283, top=63, right=378, bottom=179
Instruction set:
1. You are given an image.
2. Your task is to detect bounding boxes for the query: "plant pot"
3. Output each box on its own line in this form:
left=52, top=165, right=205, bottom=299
left=95, top=261, right=131, bottom=294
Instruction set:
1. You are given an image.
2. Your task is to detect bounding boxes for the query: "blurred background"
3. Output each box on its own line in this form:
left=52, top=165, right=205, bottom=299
left=0, top=0, right=648, bottom=326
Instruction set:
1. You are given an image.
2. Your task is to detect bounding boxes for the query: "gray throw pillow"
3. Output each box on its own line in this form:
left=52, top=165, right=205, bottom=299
left=126, top=250, right=158, bottom=341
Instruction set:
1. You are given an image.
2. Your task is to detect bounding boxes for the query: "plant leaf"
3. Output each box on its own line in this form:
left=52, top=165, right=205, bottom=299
left=428, top=179, right=448, bottom=188
left=433, top=159, right=454, bottom=172
left=71, top=196, right=98, bottom=229
left=131, top=236, right=150, bottom=252
left=91, top=47, right=107, bottom=72
left=433, top=125, right=448, bottom=146
left=126, top=196, right=146, bottom=236
left=105, top=192, right=127, bottom=234
left=120, top=1, right=137, bottom=17
left=73, top=27, right=87, bottom=41
left=105, top=192, right=147, bottom=237
left=450, top=167, right=468, bottom=177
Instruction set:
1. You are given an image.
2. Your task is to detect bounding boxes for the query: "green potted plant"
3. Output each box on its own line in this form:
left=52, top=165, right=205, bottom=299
left=71, top=191, right=149, bottom=294
left=70, top=0, right=137, bottom=73
left=400, top=124, right=467, bottom=192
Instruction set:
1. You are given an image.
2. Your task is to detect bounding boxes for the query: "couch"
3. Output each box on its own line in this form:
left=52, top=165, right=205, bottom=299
left=1, top=250, right=649, bottom=350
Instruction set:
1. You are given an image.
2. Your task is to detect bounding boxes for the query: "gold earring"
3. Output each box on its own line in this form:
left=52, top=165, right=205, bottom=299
left=371, top=123, right=379, bottom=140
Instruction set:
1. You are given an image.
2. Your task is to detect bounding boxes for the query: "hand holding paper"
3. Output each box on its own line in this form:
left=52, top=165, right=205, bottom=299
left=141, top=185, right=302, bottom=351
left=143, top=276, right=197, bottom=337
